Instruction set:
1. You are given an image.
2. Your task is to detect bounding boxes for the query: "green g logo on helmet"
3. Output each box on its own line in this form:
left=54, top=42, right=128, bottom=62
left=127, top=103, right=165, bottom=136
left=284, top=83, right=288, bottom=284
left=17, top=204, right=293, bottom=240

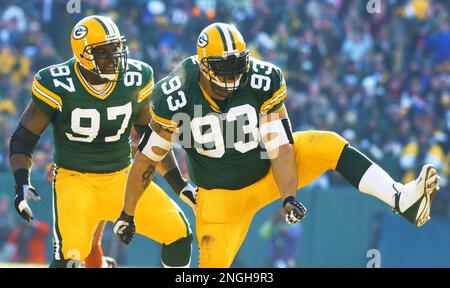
left=72, top=25, right=88, bottom=40
left=198, top=32, right=209, bottom=48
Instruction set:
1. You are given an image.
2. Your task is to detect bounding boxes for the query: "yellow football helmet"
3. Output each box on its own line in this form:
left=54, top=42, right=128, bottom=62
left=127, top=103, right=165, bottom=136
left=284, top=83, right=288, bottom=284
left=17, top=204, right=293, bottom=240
left=196, top=23, right=249, bottom=94
left=70, top=15, right=127, bottom=81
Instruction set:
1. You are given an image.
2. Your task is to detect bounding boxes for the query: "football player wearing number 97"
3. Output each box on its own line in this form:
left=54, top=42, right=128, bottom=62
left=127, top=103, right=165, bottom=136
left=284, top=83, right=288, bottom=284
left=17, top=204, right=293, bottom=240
left=8, top=15, right=195, bottom=268
left=118, top=23, right=440, bottom=267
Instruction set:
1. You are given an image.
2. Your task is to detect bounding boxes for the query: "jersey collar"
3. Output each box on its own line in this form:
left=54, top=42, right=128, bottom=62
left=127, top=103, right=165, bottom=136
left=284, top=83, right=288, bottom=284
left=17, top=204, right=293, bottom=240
left=74, top=61, right=118, bottom=100
left=198, top=82, right=221, bottom=113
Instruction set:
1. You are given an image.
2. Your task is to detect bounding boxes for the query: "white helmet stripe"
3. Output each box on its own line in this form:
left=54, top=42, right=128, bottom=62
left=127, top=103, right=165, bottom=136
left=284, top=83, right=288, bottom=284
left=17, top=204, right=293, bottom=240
left=111, top=21, right=120, bottom=35
left=95, top=16, right=117, bottom=36
left=105, top=17, right=120, bottom=36
left=104, top=17, right=115, bottom=35
left=217, top=23, right=233, bottom=52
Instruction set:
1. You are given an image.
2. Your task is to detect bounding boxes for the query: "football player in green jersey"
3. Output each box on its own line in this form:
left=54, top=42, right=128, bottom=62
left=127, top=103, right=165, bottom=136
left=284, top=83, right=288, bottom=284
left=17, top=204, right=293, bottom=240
left=115, top=23, right=440, bottom=267
left=9, top=16, right=194, bottom=268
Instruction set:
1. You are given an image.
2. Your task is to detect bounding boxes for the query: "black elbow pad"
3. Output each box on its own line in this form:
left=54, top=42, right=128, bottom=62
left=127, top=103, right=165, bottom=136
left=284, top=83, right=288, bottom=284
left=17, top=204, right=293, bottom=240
left=9, top=124, right=40, bottom=158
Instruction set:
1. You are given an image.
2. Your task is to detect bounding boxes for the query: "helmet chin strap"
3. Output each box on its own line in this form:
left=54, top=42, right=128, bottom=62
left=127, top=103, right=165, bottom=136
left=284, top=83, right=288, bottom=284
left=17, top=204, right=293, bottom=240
left=81, top=64, right=116, bottom=82
left=211, top=76, right=241, bottom=91
left=93, top=59, right=117, bottom=81
left=99, top=73, right=116, bottom=81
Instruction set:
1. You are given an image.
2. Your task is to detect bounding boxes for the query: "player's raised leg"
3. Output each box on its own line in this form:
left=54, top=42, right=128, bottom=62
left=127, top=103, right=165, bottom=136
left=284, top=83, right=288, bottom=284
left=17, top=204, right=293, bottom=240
left=291, top=130, right=441, bottom=227
left=335, top=141, right=440, bottom=226
left=293, top=130, right=349, bottom=190
left=50, top=167, right=101, bottom=268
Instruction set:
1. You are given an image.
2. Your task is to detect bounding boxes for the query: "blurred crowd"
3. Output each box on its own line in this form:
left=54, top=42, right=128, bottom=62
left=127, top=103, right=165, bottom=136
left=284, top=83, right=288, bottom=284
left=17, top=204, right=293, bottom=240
left=259, top=209, right=303, bottom=268
left=0, top=194, right=50, bottom=264
left=0, top=0, right=448, bottom=192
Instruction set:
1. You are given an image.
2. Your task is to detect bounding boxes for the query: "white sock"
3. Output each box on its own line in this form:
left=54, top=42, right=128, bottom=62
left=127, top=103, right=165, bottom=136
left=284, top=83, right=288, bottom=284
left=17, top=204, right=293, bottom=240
left=358, top=163, right=403, bottom=209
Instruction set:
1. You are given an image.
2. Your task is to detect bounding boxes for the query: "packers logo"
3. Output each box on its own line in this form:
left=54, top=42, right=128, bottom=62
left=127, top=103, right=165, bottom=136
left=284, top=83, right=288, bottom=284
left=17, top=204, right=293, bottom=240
left=72, top=25, right=88, bottom=40
left=197, top=32, right=209, bottom=48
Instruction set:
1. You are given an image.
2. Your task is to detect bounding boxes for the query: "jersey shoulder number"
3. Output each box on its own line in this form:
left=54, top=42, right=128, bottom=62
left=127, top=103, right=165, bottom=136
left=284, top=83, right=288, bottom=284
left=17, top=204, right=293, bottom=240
left=150, top=57, right=196, bottom=131
left=31, top=60, right=78, bottom=116
left=125, top=59, right=154, bottom=103
left=248, top=58, right=287, bottom=114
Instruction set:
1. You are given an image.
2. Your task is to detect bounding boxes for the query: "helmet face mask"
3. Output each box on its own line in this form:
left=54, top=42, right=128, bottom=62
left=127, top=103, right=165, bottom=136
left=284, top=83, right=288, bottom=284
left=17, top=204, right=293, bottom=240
left=81, top=37, right=128, bottom=81
left=200, top=50, right=249, bottom=97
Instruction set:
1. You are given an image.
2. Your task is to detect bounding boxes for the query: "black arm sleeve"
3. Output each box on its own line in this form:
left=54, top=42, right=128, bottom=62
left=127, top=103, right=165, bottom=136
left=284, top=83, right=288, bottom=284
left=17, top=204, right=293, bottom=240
left=164, top=167, right=187, bottom=196
left=9, top=124, right=40, bottom=158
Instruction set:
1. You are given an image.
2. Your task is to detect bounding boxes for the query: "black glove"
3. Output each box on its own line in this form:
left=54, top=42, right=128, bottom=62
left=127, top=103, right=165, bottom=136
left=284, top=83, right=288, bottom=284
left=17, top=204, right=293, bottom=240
left=180, top=183, right=197, bottom=211
left=13, top=169, right=40, bottom=222
left=164, top=168, right=198, bottom=210
left=283, top=196, right=307, bottom=224
left=113, top=211, right=135, bottom=245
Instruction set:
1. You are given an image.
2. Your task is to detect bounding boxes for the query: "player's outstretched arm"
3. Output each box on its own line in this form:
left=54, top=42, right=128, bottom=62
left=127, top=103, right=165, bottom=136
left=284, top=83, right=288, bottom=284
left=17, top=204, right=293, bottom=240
left=134, top=102, right=182, bottom=182
left=159, top=150, right=198, bottom=210
left=9, top=101, right=50, bottom=222
left=134, top=103, right=197, bottom=210
left=260, top=104, right=306, bottom=224
left=114, top=121, right=173, bottom=244
left=123, top=149, right=159, bottom=215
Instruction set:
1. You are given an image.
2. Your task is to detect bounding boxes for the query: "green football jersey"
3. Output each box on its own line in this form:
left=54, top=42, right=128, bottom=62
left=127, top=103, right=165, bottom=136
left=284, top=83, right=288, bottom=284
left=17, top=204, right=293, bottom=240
left=31, top=58, right=154, bottom=173
left=150, top=56, right=287, bottom=190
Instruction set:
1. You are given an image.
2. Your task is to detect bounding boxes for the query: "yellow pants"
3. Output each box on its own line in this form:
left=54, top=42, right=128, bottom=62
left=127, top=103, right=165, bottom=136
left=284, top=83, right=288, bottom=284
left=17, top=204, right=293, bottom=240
left=52, top=165, right=189, bottom=261
left=196, top=130, right=348, bottom=267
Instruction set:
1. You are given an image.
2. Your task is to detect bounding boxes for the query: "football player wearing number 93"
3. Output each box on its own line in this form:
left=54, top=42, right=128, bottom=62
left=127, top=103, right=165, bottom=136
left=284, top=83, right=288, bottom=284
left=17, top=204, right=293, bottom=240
left=9, top=15, right=194, bottom=268
left=117, top=22, right=441, bottom=268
